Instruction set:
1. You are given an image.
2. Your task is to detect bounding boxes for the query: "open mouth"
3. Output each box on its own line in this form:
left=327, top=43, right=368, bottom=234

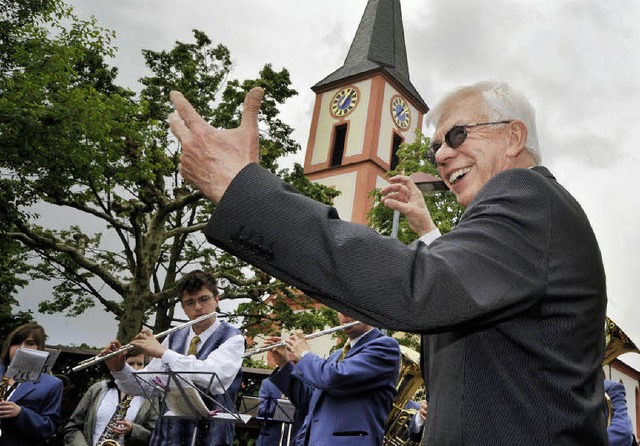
left=449, top=167, right=471, bottom=185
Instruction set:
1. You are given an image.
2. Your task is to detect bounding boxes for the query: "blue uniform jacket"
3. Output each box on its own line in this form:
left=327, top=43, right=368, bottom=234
left=270, top=328, right=399, bottom=446
left=604, top=380, right=635, bottom=446
left=0, top=363, right=63, bottom=446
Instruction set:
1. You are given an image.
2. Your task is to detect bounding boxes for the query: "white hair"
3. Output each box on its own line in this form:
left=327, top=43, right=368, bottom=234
left=425, top=81, right=541, bottom=163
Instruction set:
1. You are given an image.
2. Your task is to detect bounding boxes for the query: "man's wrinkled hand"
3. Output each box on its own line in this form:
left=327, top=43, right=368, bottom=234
left=169, top=87, right=264, bottom=203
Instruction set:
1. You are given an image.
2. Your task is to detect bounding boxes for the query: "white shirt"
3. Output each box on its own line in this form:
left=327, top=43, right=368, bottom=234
left=112, top=317, right=244, bottom=398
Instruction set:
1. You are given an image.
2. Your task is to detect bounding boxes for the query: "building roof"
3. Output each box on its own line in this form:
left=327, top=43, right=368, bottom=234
left=312, top=0, right=428, bottom=112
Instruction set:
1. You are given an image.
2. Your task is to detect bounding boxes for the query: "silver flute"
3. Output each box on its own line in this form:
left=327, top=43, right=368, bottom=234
left=242, top=320, right=361, bottom=357
left=71, top=313, right=216, bottom=372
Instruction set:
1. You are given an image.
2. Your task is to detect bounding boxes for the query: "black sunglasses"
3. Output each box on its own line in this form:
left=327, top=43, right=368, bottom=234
left=427, top=120, right=512, bottom=164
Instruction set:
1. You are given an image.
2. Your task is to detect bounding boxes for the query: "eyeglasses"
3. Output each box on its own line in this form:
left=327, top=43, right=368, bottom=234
left=427, top=120, right=512, bottom=164
left=181, top=295, right=214, bottom=308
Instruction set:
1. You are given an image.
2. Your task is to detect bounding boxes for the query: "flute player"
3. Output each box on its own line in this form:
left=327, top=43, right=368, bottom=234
left=101, top=270, right=244, bottom=446
left=266, top=313, right=400, bottom=445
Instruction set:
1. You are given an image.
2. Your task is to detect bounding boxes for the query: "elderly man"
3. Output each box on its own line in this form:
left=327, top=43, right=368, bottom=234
left=169, top=81, right=607, bottom=445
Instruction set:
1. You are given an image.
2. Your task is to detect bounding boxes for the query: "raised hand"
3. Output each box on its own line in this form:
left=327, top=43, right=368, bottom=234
left=381, top=175, right=437, bottom=236
left=169, top=87, right=264, bottom=203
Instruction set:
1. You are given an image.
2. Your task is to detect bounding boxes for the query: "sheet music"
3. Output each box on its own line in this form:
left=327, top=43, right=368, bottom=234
left=164, top=385, right=212, bottom=417
left=43, top=348, right=61, bottom=373
left=6, top=348, right=49, bottom=382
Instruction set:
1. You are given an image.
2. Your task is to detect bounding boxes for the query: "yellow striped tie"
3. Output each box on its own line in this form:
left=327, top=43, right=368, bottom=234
left=338, top=341, right=351, bottom=362
left=188, top=335, right=200, bottom=356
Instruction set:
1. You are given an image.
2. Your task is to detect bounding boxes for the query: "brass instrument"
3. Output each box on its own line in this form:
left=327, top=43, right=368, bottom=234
left=603, top=317, right=639, bottom=366
left=242, top=321, right=362, bottom=357
left=0, top=376, right=10, bottom=438
left=0, top=377, right=10, bottom=401
left=96, top=394, right=134, bottom=446
left=383, top=345, right=424, bottom=446
left=72, top=313, right=216, bottom=372
left=602, top=317, right=639, bottom=428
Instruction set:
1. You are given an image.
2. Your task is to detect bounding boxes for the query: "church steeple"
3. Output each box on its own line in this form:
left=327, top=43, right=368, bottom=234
left=304, top=0, right=428, bottom=225
left=313, top=0, right=427, bottom=111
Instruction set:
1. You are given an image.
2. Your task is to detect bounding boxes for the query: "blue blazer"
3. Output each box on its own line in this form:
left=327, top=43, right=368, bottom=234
left=604, top=380, right=635, bottom=446
left=0, top=363, right=63, bottom=446
left=270, top=328, right=400, bottom=446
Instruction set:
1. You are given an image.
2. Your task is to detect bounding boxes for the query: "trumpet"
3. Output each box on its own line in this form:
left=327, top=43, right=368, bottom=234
left=243, top=320, right=362, bottom=357
left=72, top=313, right=216, bottom=372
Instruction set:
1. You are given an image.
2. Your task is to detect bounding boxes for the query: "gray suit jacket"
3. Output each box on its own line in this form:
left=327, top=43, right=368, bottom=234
left=204, top=163, right=608, bottom=445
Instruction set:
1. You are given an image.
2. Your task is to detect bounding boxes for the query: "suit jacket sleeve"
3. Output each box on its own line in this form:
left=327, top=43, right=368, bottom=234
left=269, top=362, right=314, bottom=412
left=291, top=336, right=399, bottom=397
left=14, top=374, right=63, bottom=440
left=205, top=164, right=551, bottom=332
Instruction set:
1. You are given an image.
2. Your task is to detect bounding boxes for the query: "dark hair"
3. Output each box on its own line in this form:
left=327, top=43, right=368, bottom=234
left=178, top=270, right=218, bottom=300
left=1, top=323, right=46, bottom=366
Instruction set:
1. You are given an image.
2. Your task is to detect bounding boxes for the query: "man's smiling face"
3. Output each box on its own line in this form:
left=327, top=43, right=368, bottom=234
left=433, top=94, right=513, bottom=207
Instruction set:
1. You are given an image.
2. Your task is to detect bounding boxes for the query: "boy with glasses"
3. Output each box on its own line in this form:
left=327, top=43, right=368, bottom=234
left=103, top=270, right=244, bottom=446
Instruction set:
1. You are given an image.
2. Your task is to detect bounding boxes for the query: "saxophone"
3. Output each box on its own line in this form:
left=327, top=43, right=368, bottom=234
left=96, top=394, right=134, bottom=446
left=0, top=376, right=14, bottom=438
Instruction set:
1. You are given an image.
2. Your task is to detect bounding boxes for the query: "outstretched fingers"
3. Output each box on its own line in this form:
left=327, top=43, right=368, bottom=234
left=169, top=91, right=207, bottom=130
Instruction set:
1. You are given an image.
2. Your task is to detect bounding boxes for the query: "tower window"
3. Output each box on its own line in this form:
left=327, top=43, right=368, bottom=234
left=331, top=124, right=348, bottom=167
left=391, top=133, right=403, bottom=171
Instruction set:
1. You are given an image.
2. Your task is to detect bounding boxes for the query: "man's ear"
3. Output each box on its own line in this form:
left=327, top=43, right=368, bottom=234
left=506, top=120, right=528, bottom=157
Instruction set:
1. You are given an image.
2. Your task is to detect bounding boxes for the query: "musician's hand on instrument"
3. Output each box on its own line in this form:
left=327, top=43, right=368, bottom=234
left=285, top=330, right=311, bottom=363
left=0, top=401, right=21, bottom=418
left=102, top=341, right=127, bottom=372
left=169, top=87, right=264, bottom=203
left=113, top=419, right=133, bottom=436
left=265, top=336, right=290, bottom=367
left=381, top=175, right=437, bottom=236
left=419, top=401, right=428, bottom=422
left=131, top=330, right=167, bottom=359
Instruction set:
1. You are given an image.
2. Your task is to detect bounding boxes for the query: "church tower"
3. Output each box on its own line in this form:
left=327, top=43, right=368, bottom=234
left=304, top=0, right=428, bottom=225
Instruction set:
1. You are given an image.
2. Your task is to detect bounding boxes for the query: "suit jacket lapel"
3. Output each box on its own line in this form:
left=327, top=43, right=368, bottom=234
left=8, top=379, right=36, bottom=402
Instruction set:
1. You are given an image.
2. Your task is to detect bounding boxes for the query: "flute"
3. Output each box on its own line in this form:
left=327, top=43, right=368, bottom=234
left=242, top=320, right=361, bottom=357
left=71, top=313, right=216, bottom=372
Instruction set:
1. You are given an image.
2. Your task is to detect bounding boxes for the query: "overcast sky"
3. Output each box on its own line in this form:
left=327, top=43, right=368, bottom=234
left=20, top=0, right=640, bottom=370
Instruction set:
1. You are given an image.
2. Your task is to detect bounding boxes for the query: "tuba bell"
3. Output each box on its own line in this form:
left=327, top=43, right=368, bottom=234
left=601, top=317, right=640, bottom=428
left=383, top=345, right=424, bottom=446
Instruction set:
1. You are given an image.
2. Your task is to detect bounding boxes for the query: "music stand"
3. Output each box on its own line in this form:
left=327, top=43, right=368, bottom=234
left=239, top=395, right=296, bottom=445
left=132, top=368, right=250, bottom=446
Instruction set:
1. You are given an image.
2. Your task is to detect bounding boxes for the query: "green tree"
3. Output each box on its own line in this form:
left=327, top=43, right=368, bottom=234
left=0, top=0, right=339, bottom=344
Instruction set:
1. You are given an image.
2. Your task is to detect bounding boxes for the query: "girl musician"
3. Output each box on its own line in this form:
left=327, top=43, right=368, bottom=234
left=63, top=349, right=159, bottom=446
left=0, top=322, right=64, bottom=446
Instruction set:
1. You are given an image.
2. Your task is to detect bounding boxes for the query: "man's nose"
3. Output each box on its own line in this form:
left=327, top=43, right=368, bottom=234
left=435, top=143, right=457, bottom=164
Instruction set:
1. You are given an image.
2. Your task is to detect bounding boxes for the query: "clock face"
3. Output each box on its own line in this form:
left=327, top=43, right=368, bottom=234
left=330, top=87, right=359, bottom=118
left=391, top=96, right=411, bottom=130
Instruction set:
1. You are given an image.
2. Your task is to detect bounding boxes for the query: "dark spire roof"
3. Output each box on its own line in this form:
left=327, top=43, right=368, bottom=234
left=313, top=0, right=428, bottom=111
